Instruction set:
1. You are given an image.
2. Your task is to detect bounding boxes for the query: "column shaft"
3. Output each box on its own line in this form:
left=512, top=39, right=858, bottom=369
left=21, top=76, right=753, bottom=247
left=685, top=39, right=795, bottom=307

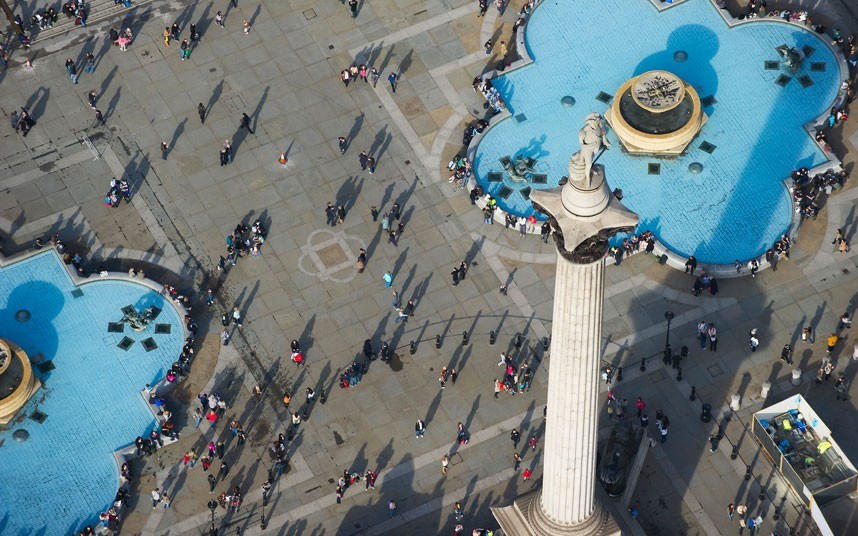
left=539, top=256, right=604, bottom=525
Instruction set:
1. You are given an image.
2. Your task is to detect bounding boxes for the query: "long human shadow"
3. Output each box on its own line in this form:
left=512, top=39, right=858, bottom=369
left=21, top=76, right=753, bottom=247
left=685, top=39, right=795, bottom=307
left=369, top=125, right=388, bottom=157
left=410, top=272, right=432, bottom=309
left=205, top=79, right=225, bottom=121
left=378, top=183, right=394, bottom=213
left=251, top=85, right=269, bottom=132
left=398, top=265, right=417, bottom=298
left=345, top=113, right=364, bottom=152
left=249, top=4, right=261, bottom=25
left=166, top=118, right=187, bottom=159
left=391, top=247, right=409, bottom=279
left=175, top=0, right=199, bottom=29
left=76, top=38, right=96, bottom=69
left=336, top=176, right=363, bottom=214
left=106, top=87, right=122, bottom=121
left=196, top=1, right=214, bottom=37
left=378, top=44, right=396, bottom=74
left=299, top=314, right=316, bottom=354
left=423, top=389, right=443, bottom=428
left=398, top=49, right=413, bottom=76
left=99, top=65, right=119, bottom=97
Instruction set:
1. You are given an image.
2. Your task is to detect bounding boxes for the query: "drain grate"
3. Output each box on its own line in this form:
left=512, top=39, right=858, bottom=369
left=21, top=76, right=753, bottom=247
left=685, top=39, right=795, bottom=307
left=497, top=186, right=513, bottom=200
left=487, top=172, right=503, bottom=183
left=514, top=113, right=527, bottom=123
left=775, top=74, right=792, bottom=87
left=673, top=50, right=688, bottom=62
left=700, top=95, right=716, bottom=107
left=520, top=187, right=532, bottom=199
left=36, top=361, right=56, bottom=373
left=30, top=410, right=47, bottom=423
left=595, top=91, right=612, bottom=104
left=797, top=75, right=814, bottom=88
left=647, top=163, right=661, bottom=175
left=801, top=45, right=815, bottom=58
left=147, top=306, right=162, bottom=320
left=531, top=174, right=548, bottom=184
left=699, top=141, right=717, bottom=154
left=108, top=322, right=125, bottom=333
left=15, top=310, right=31, bottom=322
left=154, top=324, right=172, bottom=334
left=764, top=60, right=780, bottom=70
left=142, top=338, right=158, bottom=352
left=809, top=62, right=826, bottom=72
left=303, top=8, right=316, bottom=19
left=117, top=337, right=135, bottom=351
left=71, top=289, right=83, bottom=298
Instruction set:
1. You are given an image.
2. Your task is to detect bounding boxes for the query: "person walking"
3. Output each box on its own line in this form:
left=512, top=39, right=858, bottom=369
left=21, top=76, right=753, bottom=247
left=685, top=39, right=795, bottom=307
left=338, top=136, right=347, bottom=154
left=528, top=435, right=538, bottom=451
left=494, top=379, right=501, bottom=399
left=180, top=39, right=190, bottom=60
left=727, top=503, right=735, bottom=520
left=388, top=499, right=397, bottom=517
left=197, top=103, right=207, bottom=124
left=513, top=451, right=522, bottom=471
left=161, top=141, right=169, bottom=160
left=388, top=72, right=398, bottom=93
left=232, top=306, right=242, bottom=327
left=383, top=271, right=393, bottom=288
left=240, top=112, right=254, bottom=133
left=84, top=52, right=95, bottom=73
left=349, top=0, right=358, bottom=17
left=635, top=397, right=646, bottom=417
left=415, top=418, right=426, bottom=438
left=441, top=454, right=450, bottom=475
left=243, top=20, right=251, bottom=35
left=697, top=320, right=707, bottom=349
left=215, top=11, right=225, bottom=28
left=510, top=428, right=521, bottom=447
left=522, top=467, right=532, bottom=480
left=749, top=328, right=759, bottom=352
left=151, top=488, right=162, bottom=508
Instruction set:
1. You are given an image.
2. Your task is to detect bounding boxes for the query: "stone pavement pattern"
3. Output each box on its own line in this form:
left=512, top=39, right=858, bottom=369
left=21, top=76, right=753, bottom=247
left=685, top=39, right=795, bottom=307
left=0, top=0, right=856, bottom=535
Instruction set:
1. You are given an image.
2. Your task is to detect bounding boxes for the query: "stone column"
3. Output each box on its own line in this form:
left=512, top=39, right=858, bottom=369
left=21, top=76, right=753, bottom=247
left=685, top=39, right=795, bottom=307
left=539, top=256, right=604, bottom=524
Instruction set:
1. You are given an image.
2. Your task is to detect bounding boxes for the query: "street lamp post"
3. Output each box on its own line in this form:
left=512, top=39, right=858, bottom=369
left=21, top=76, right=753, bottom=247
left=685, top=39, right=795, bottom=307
left=663, top=311, right=675, bottom=364
left=207, top=499, right=218, bottom=536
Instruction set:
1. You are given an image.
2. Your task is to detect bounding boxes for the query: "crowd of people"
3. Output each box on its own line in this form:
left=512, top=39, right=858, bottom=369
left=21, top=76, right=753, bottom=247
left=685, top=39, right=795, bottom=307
left=218, top=219, right=267, bottom=270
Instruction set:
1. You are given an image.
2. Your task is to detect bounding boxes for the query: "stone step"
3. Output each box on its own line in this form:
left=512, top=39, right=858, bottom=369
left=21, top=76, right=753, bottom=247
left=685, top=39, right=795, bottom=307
left=30, top=0, right=139, bottom=42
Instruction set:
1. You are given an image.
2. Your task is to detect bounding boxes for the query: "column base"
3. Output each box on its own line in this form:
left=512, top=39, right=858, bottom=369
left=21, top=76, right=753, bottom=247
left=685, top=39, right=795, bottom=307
left=492, top=488, right=621, bottom=536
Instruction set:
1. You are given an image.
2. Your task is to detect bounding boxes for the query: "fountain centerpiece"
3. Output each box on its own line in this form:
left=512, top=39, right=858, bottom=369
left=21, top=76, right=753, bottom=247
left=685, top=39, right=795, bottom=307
left=0, top=339, right=41, bottom=425
left=604, top=70, right=707, bottom=155
left=120, top=305, right=160, bottom=332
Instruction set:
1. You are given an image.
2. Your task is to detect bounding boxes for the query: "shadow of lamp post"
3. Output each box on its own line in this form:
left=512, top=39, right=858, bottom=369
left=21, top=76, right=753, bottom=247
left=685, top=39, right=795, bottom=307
left=663, top=311, right=675, bottom=364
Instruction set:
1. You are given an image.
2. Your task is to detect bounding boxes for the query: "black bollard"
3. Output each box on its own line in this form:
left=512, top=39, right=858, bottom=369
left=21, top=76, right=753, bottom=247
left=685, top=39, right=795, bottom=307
left=542, top=337, right=549, bottom=351
left=689, top=386, right=697, bottom=401
left=759, top=486, right=766, bottom=501
left=701, top=403, right=712, bottom=422
left=745, top=465, right=752, bottom=480
left=514, top=333, right=522, bottom=349
left=676, top=367, right=682, bottom=381
left=640, top=357, right=646, bottom=372
left=410, top=341, right=416, bottom=354
left=435, top=335, right=442, bottom=349
left=731, top=445, right=738, bottom=460
left=489, top=330, right=496, bottom=345
left=616, top=366, right=623, bottom=382
left=462, top=331, right=468, bottom=346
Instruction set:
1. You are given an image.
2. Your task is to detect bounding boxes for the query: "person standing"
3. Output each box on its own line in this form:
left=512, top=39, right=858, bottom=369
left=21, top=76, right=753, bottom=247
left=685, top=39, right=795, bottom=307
left=243, top=20, right=251, bottom=35
left=349, top=0, right=358, bottom=17
left=415, top=418, right=426, bottom=438
left=338, top=136, right=347, bottom=155
left=513, top=451, right=522, bottom=471
left=388, top=72, right=398, bottom=93
left=84, top=52, right=95, bottom=73
left=522, top=467, right=532, bottom=480
left=441, top=454, right=449, bottom=475
left=163, top=27, right=171, bottom=46
left=388, top=499, right=397, bottom=517
left=451, top=266, right=460, bottom=286
left=727, top=503, right=735, bottom=520
left=95, top=109, right=104, bottom=125
left=198, top=103, right=206, bottom=124
left=232, top=306, right=242, bottom=327
left=635, top=397, right=646, bottom=417
left=215, top=11, right=225, bottom=28
left=161, top=141, right=169, bottom=160
left=336, top=205, right=346, bottom=224
left=161, top=492, right=171, bottom=509
left=708, top=323, right=718, bottom=352
left=697, top=320, right=707, bottom=349
left=367, top=156, right=376, bottom=174
left=494, top=379, right=501, bottom=399
left=528, top=435, right=538, bottom=451
left=370, top=67, right=380, bottom=87
left=151, top=488, right=162, bottom=508
left=749, top=328, right=759, bottom=352
left=358, top=150, right=368, bottom=170
left=383, top=271, right=393, bottom=288
left=180, top=39, right=190, bottom=60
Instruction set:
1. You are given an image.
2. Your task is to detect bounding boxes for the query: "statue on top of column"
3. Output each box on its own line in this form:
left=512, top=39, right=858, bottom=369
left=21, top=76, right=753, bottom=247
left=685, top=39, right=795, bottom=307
left=569, top=113, right=611, bottom=189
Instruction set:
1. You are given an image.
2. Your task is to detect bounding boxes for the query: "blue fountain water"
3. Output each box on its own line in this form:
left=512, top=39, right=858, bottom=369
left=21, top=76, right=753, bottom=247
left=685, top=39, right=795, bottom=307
left=0, top=252, right=183, bottom=535
left=473, top=0, right=840, bottom=263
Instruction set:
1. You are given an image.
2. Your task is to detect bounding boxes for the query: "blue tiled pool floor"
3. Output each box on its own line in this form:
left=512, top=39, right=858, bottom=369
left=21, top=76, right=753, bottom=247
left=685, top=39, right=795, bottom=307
left=474, top=0, right=841, bottom=263
left=0, top=252, right=183, bottom=535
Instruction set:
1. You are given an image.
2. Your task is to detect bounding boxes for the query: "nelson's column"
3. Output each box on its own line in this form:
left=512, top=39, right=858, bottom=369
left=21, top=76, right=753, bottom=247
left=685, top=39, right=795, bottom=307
left=492, top=113, right=639, bottom=535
